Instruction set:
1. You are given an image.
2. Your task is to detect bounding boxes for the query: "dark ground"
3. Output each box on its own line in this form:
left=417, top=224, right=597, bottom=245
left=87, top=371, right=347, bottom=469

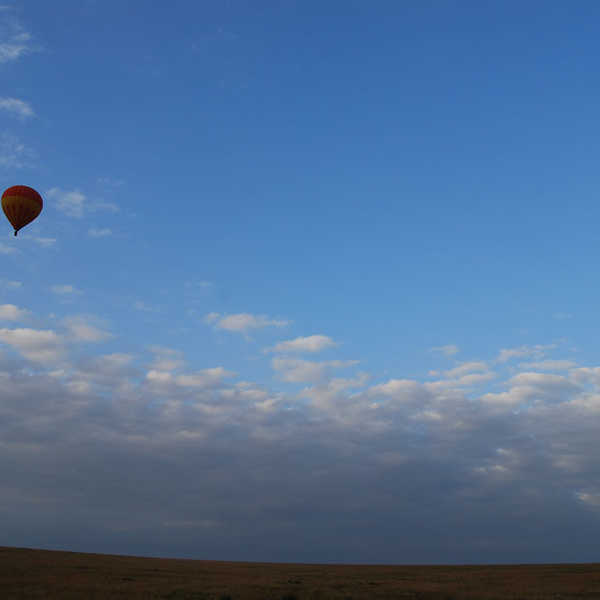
left=1, top=546, right=600, bottom=599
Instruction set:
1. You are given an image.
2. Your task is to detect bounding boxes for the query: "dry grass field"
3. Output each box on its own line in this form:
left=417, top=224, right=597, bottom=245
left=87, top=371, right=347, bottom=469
left=1, top=546, right=599, bottom=599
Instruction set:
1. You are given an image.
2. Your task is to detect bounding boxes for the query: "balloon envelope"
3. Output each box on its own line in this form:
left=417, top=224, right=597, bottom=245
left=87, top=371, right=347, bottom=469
left=1, top=185, right=43, bottom=235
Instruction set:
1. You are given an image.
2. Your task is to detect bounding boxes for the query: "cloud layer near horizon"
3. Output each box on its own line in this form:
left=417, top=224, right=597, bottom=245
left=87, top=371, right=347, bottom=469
left=1, top=304, right=599, bottom=564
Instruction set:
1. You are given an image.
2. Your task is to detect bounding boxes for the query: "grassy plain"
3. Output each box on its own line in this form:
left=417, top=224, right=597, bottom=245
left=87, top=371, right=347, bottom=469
left=1, top=546, right=599, bottom=599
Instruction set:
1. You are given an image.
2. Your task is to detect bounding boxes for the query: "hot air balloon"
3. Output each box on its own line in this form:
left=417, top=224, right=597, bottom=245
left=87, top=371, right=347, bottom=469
left=1, top=185, right=43, bottom=236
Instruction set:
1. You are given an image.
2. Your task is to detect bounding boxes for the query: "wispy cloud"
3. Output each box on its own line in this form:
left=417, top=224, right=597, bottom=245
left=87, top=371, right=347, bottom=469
left=47, top=187, right=120, bottom=217
left=0, top=133, right=35, bottom=168
left=518, top=359, right=577, bottom=371
left=88, top=227, right=112, bottom=238
left=32, top=236, right=56, bottom=247
left=205, top=312, right=290, bottom=334
left=148, top=345, right=185, bottom=372
left=0, top=97, right=34, bottom=119
left=443, top=361, right=488, bottom=378
left=430, top=344, right=459, bottom=356
left=47, top=188, right=86, bottom=218
left=553, top=312, right=573, bottom=320
left=0, top=242, right=17, bottom=255
left=51, top=284, right=82, bottom=296
left=496, top=344, right=557, bottom=363
left=271, top=357, right=358, bottom=383
left=97, top=176, right=124, bottom=187
left=0, top=279, right=22, bottom=290
left=63, top=315, right=112, bottom=342
left=134, top=300, right=159, bottom=313
left=267, top=334, right=338, bottom=354
left=0, top=10, right=35, bottom=64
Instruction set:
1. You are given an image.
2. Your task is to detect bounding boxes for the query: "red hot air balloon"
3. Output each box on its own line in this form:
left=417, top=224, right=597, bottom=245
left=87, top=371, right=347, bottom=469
left=1, top=185, right=43, bottom=236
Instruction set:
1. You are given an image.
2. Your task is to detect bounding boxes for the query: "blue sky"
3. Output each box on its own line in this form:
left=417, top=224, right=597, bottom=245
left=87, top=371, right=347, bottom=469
left=2, top=0, right=600, bottom=564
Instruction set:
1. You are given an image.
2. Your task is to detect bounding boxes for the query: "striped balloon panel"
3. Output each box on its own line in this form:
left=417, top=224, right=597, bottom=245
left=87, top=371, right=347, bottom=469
left=2, top=194, right=43, bottom=233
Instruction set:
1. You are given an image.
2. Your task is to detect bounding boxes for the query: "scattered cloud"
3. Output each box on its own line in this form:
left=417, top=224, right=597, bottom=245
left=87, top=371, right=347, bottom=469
left=430, top=344, right=459, bottom=356
left=47, top=188, right=86, bottom=218
left=443, top=361, right=488, bottom=378
left=91, top=201, right=119, bottom=213
left=0, top=279, right=22, bottom=290
left=97, top=176, right=124, bottom=187
left=271, top=357, right=358, bottom=383
left=553, top=312, right=573, bottom=320
left=0, top=133, right=35, bottom=169
left=0, top=97, right=34, bottom=119
left=32, top=236, right=56, bottom=247
left=0, top=303, right=28, bottom=321
left=0, top=242, right=17, bottom=255
left=2, top=318, right=600, bottom=563
left=88, top=227, right=112, bottom=238
left=46, top=188, right=119, bottom=218
left=51, top=284, right=82, bottom=296
left=576, top=491, right=600, bottom=508
left=267, top=334, right=337, bottom=354
left=0, top=327, right=64, bottom=363
left=519, top=360, right=577, bottom=371
left=134, top=300, right=159, bottom=313
left=0, top=11, right=35, bottom=64
left=148, top=345, right=185, bottom=371
left=63, top=316, right=112, bottom=342
left=496, top=344, right=557, bottom=363
left=206, top=312, right=290, bottom=334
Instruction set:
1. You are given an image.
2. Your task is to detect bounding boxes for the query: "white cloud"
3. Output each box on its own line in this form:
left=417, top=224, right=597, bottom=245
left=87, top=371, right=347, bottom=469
left=369, top=378, right=427, bottom=400
left=519, top=360, right=577, bottom=371
left=63, top=316, right=112, bottom=342
left=207, top=312, right=290, bottom=334
left=268, top=334, right=337, bottom=354
left=480, top=371, right=580, bottom=408
left=47, top=188, right=86, bottom=218
left=575, top=491, right=600, bottom=508
left=88, top=227, right=112, bottom=238
left=0, top=304, right=28, bottom=321
left=0, top=15, right=34, bottom=64
left=146, top=366, right=235, bottom=389
left=2, top=323, right=600, bottom=563
left=0, top=327, right=64, bottom=363
left=51, top=284, right=82, bottom=295
left=148, top=345, right=185, bottom=371
left=569, top=367, right=600, bottom=387
left=93, top=353, right=134, bottom=370
left=427, top=371, right=496, bottom=390
left=175, top=367, right=235, bottom=388
left=444, top=361, right=488, bottom=378
left=0, top=97, right=34, bottom=119
left=430, top=344, right=459, bottom=356
left=271, top=357, right=358, bottom=383
left=496, top=344, right=556, bottom=363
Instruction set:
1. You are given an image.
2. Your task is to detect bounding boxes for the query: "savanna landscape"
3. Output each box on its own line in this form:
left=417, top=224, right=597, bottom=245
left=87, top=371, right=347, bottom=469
left=2, top=546, right=600, bottom=600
